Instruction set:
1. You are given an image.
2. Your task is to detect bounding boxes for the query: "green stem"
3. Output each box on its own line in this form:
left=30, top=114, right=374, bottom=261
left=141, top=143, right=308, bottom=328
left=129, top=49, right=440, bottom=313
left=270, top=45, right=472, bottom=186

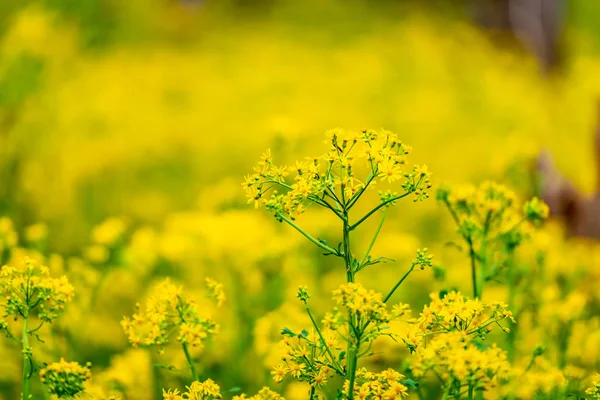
left=467, top=384, right=473, bottom=400
left=441, top=384, right=452, bottom=400
left=309, top=385, right=316, bottom=400
left=346, top=173, right=375, bottom=210
left=341, top=212, right=359, bottom=400
left=468, top=240, right=479, bottom=299
left=343, top=217, right=354, bottom=283
left=279, top=214, right=340, bottom=256
left=383, top=265, right=415, bottom=303
left=349, top=192, right=410, bottom=231
left=477, top=213, right=491, bottom=299
left=151, top=352, right=164, bottom=400
left=313, top=198, right=346, bottom=221
left=346, top=344, right=358, bottom=400
left=3, top=326, right=20, bottom=342
left=21, top=314, right=30, bottom=400
left=415, top=383, right=425, bottom=400
left=182, top=343, right=198, bottom=381
left=358, top=209, right=387, bottom=267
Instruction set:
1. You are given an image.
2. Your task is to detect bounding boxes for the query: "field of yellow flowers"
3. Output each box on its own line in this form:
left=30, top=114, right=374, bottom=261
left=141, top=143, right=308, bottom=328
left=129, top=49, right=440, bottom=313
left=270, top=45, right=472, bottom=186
left=3, top=1, right=600, bottom=399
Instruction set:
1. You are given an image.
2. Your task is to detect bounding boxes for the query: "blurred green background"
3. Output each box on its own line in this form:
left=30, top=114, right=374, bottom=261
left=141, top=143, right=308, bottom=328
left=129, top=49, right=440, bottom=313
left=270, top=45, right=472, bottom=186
left=1, top=0, right=600, bottom=244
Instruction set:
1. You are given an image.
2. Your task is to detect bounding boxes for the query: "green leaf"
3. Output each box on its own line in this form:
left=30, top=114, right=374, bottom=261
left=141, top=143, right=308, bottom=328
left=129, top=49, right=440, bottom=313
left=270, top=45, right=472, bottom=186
left=281, top=327, right=296, bottom=337
left=444, top=241, right=463, bottom=252
left=402, top=339, right=416, bottom=354
left=400, top=378, right=419, bottom=389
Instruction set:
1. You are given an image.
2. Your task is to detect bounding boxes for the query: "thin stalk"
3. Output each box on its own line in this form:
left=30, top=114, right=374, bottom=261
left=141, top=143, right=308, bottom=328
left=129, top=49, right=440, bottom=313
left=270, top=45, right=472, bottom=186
left=279, top=214, right=340, bottom=256
left=343, top=217, right=354, bottom=282
left=27, top=321, right=44, bottom=335
left=349, top=192, right=410, bottom=230
left=467, top=240, right=479, bottom=299
left=151, top=352, right=164, bottom=400
left=21, top=314, right=30, bottom=400
left=346, top=173, right=375, bottom=210
left=346, top=343, right=358, bottom=400
left=477, top=213, right=491, bottom=299
left=468, top=384, right=474, bottom=400
left=326, top=187, right=343, bottom=209
left=342, top=211, right=359, bottom=400
left=383, top=265, right=415, bottom=303
left=304, top=303, right=343, bottom=374
left=441, top=384, right=452, bottom=400
left=358, top=209, right=387, bottom=267
left=309, top=385, right=316, bottom=400
left=182, top=343, right=198, bottom=381
left=3, top=326, right=19, bottom=342
left=415, top=384, right=425, bottom=400
left=313, top=198, right=346, bottom=221
left=443, top=200, right=461, bottom=226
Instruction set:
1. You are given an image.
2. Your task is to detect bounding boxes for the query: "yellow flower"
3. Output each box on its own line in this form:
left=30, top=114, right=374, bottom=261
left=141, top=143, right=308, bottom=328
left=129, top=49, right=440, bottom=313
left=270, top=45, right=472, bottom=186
left=271, top=364, right=288, bottom=383
left=163, top=389, right=183, bottom=400
left=40, top=358, right=92, bottom=398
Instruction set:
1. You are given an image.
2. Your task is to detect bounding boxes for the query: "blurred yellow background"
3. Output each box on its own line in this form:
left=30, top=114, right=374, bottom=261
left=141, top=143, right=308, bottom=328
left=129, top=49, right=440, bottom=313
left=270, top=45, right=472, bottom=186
left=2, top=1, right=600, bottom=399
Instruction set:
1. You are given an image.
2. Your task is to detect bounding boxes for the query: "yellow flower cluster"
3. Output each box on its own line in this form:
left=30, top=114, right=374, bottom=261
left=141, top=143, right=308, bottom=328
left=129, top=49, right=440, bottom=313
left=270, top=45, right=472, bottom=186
left=0, top=257, right=74, bottom=323
left=164, top=382, right=284, bottom=400
left=121, top=279, right=220, bottom=351
left=438, top=181, right=548, bottom=243
left=406, top=292, right=513, bottom=397
left=272, top=327, right=340, bottom=387
left=437, top=181, right=549, bottom=298
left=410, top=331, right=510, bottom=392
left=40, top=358, right=92, bottom=398
left=163, top=378, right=222, bottom=400
left=414, top=291, right=514, bottom=341
left=232, top=387, right=284, bottom=400
left=500, top=356, right=567, bottom=399
left=437, top=181, right=524, bottom=239
left=586, top=374, right=600, bottom=399
left=271, top=283, right=414, bottom=393
left=342, top=368, right=409, bottom=400
left=332, top=283, right=389, bottom=325
left=327, top=283, right=409, bottom=343
left=243, top=129, right=431, bottom=220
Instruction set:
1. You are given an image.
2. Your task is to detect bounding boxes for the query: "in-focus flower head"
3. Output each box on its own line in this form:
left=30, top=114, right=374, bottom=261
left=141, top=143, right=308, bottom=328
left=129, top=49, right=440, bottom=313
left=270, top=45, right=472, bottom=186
left=0, top=257, right=74, bottom=324
left=243, top=129, right=431, bottom=221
